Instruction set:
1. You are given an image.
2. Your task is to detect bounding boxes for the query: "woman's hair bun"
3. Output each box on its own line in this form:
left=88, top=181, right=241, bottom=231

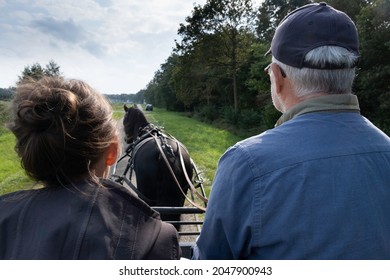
left=9, top=76, right=117, bottom=186
left=16, top=80, right=79, bottom=133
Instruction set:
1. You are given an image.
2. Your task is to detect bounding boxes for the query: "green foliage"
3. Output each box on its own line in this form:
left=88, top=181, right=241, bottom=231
left=0, top=87, right=14, bottom=101
left=106, top=92, right=143, bottom=104
left=44, top=60, right=62, bottom=77
left=256, top=0, right=312, bottom=42
left=176, top=0, right=257, bottom=111
left=195, top=105, right=217, bottom=122
left=194, top=103, right=280, bottom=136
left=354, top=0, right=390, bottom=133
left=315, top=0, right=369, bottom=21
left=141, top=0, right=390, bottom=135
left=143, top=0, right=288, bottom=132
left=221, top=106, right=240, bottom=124
left=238, top=108, right=262, bottom=128
left=17, top=59, right=62, bottom=84
left=220, top=106, right=263, bottom=129
left=261, top=104, right=281, bottom=128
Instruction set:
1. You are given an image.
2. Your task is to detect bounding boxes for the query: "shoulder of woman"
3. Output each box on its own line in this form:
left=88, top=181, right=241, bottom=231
left=0, top=189, right=41, bottom=204
left=144, top=221, right=181, bottom=260
left=98, top=179, right=180, bottom=259
left=99, top=178, right=160, bottom=219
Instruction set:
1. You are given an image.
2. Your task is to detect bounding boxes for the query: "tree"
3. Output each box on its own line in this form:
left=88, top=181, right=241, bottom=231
left=144, top=75, right=159, bottom=107
left=17, top=60, right=62, bottom=84
left=44, top=59, right=62, bottom=77
left=173, top=33, right=228, bottom=109
left=256, top=0, right=312, bottom=42
left=177, top=0, right=256, bottom=111
left=314, top=0, right=370, bottom=21
left=354, top=0, right=390, bottom=132
left=244, top=42, right=272, bottom=105
left=18, top=63, right=45, bottom=84
left=0, top=87, right=14, bottom=101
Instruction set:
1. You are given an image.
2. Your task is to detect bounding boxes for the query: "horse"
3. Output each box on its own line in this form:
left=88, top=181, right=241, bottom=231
left=121, top=104, right=193, bottom=229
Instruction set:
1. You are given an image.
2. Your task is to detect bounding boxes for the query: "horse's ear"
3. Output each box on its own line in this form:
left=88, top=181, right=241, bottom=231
left=124, top=104, right=128, bottom=112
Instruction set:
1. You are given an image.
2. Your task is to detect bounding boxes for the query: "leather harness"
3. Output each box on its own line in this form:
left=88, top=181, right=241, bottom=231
left=112, top=124, right=208, bottom=211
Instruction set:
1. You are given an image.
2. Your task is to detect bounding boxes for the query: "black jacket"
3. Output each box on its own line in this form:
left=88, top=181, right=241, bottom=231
left=0, top=179, right=180, bottom=259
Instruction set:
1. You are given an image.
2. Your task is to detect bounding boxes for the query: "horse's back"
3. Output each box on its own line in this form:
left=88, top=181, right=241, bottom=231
left=134, top=136, right=192, bottom=208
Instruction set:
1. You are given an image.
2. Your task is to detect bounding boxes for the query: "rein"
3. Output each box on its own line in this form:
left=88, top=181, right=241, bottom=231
left=126, top=124, right=208, bottom=211
left=150, top=133, right=207, bottom=212
left=112, top=137, right=156, bottom=205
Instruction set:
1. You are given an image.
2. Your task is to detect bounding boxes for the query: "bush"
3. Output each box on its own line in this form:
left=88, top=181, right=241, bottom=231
left=261, top=104, right=281, bottom=129
left=195, top=105, right=219, bottom=122
left=221, top=106, right=239, bottom=125
left=238, top=109, right=262, bottom=129
left=192, top=104, right=281, bottom=136
left=0, top=88, right=14, bottom=101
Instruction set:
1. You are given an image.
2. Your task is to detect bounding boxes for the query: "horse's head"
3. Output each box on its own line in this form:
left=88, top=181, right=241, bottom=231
left=123, top=104, right=149, bottom=143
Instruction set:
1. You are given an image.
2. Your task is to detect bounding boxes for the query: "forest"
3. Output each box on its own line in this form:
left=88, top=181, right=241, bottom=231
left=141, top=0, right=390, bottom=134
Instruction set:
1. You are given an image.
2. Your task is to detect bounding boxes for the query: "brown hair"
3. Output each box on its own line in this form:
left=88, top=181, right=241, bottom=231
left=8, top=76, right=118, bottom=187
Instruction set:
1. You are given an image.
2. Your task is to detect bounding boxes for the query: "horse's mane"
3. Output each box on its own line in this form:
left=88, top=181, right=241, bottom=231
left=127, top=106, right=148, bottom=125
left=123, top=105, right=149, bottom=142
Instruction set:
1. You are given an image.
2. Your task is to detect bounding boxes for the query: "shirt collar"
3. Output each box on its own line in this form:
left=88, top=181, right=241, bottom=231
left=275, top=94, right=360, bottom=127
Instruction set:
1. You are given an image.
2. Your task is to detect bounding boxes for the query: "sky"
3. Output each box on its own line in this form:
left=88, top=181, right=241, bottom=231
left=0, top=0, right=216, bottom=94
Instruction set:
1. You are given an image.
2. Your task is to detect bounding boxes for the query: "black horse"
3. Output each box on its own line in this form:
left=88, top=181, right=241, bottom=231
left=121, top=105, right=193, bottom=229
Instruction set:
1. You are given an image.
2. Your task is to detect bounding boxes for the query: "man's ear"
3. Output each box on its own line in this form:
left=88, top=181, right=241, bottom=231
left=270, top=63, right=286, bottom=95
left=105, top=141, right=119, bottom=166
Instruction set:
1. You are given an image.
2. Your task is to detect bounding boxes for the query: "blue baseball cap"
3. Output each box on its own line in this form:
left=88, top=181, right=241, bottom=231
left=267, top=2, right=359, bottom=69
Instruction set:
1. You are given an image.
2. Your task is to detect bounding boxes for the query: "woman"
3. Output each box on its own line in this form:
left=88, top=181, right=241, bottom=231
left=0, top=77, right=180, bottom=259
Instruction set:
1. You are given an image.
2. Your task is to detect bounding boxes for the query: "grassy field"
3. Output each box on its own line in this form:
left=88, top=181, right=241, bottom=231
left=0, top=101, right=247, bottom=196
left=0, top=101, right=34, bottom=195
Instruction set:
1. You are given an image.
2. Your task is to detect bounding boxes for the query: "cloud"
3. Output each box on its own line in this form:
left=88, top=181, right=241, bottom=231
left=32, top=17, right=86, bottom=44
left=0, top=0, right=209, bottom=93
left=31, top=16, right=108, bottom=57
left=95, top=0, right=111, bottom=8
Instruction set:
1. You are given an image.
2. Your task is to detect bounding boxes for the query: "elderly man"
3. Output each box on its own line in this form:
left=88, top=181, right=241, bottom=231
left=193, top=3, right=390, bottom=259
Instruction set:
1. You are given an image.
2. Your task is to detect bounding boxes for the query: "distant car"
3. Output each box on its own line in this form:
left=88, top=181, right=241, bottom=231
left=145, top=104, right=153, bottom=111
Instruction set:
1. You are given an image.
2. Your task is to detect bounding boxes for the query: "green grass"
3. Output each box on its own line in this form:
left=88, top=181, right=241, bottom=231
left=111, top=102, right=125, bottom=120
left=0, top=101, right=34, bottom=195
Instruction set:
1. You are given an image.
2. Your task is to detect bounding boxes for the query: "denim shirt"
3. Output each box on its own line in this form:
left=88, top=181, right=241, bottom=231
left=194, top=94, right=390, bottom=259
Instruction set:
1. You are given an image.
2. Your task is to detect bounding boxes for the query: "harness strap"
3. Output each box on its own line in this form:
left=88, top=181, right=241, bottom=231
left=154, top=129, right=208, bottom=205
left=151, top=133, right=207, bottom=212
left=177, top=143, right=209, bottom=204
left=112, top=137, right=157, bottom=205
left=118, top=125, right=208, bottom=211
left=127, top=137, right=157, bottom=204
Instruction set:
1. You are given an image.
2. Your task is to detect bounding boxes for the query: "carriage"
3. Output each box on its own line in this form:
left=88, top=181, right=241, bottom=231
left=110, top=105, right=208, bottom=258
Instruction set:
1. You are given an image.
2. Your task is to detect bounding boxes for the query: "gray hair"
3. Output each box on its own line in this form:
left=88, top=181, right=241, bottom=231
left=273, top=46, right=359, bottom=97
